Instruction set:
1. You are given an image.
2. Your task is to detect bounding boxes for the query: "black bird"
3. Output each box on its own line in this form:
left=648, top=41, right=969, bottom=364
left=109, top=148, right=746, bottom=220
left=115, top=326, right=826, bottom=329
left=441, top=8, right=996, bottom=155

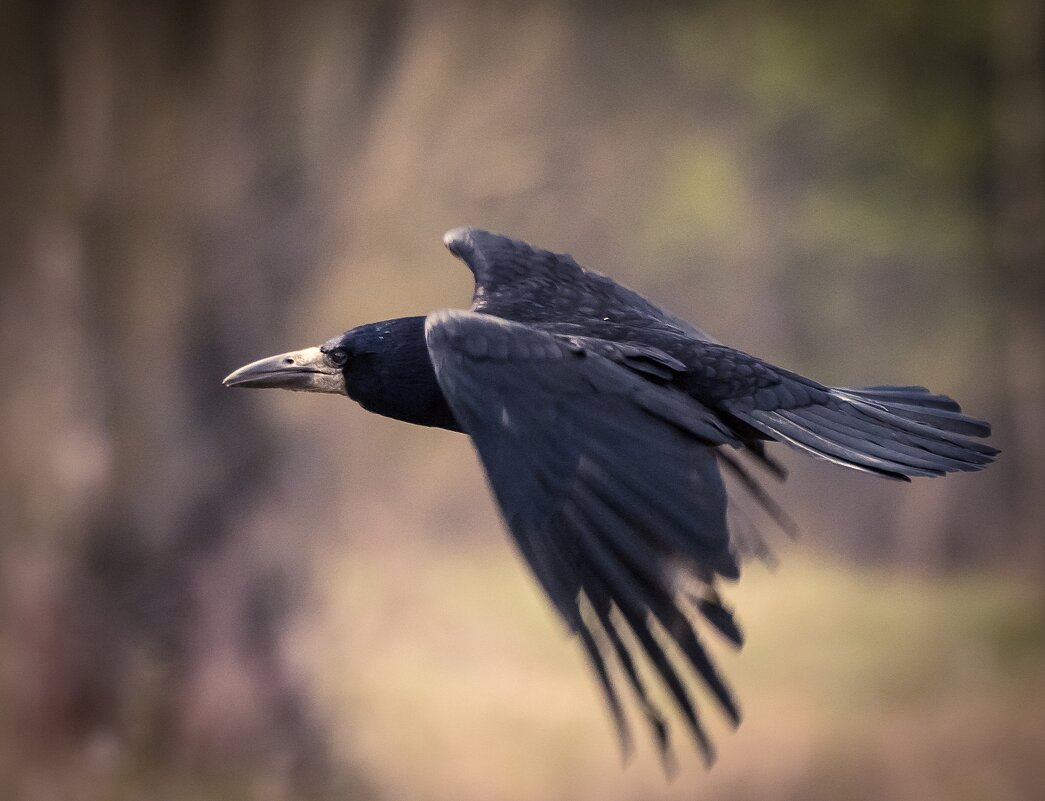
left=223, top=227, right=997, bottom=765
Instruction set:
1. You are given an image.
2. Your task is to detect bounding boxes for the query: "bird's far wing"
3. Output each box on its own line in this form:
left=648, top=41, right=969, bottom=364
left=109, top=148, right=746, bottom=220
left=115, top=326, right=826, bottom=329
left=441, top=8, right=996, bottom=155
left=425, top=309, right=741, bottom=765
left=442, top=227, right=713, bottom=340
left=677, top=341, right=999, bottom=480
left=443, top=226, right=585, bottom=297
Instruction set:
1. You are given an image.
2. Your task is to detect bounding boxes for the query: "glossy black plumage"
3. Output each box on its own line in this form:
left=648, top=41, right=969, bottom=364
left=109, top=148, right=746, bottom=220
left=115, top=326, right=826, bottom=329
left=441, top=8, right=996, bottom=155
left=224, top=227, right=999, bottom=766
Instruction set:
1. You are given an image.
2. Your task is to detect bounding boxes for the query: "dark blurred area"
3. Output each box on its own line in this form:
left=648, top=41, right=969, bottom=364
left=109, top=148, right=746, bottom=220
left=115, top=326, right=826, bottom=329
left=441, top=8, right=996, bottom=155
left=1, top=1, right=1043, bottom=799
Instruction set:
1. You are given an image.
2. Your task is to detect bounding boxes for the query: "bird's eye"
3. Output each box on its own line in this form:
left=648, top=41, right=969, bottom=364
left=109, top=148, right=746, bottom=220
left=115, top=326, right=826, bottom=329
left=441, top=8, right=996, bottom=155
left=326, top=347, right=349, bottom=367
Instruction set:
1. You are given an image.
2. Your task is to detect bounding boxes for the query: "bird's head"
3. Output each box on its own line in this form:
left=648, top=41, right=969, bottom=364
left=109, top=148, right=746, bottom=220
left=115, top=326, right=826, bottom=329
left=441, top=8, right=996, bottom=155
left=221, top=317, right=424, bottom=395
left=222, top=316, right=459, bottom=430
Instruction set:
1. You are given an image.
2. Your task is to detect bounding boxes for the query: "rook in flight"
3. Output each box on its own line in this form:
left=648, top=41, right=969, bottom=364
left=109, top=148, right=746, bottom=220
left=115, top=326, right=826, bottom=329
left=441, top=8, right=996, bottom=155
left=224, top=228, right=997, bottom=765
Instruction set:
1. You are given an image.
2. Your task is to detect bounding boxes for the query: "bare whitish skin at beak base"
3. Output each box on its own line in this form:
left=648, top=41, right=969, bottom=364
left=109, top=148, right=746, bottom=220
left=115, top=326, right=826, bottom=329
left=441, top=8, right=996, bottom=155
left=222, top=346, right=347, bottom=395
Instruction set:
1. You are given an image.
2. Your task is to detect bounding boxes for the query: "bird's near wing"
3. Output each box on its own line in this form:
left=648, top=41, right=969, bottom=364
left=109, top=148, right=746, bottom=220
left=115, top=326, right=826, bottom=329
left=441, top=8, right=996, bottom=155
left=425, top=309, right=742, bottom=766
left=677, top=342, right=999, bottom=480
left=442, top=227, right=714, bottom=340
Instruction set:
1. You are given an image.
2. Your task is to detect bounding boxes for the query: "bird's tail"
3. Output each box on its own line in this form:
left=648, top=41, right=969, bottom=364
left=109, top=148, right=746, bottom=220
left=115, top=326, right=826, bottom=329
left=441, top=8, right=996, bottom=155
left=732, top=385, right=998, bottom=481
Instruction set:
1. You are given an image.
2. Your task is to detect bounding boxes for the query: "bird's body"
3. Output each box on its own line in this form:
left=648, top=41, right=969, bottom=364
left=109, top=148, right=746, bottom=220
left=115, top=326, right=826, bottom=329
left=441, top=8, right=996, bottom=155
left=224, top=227, right=997, bottom=765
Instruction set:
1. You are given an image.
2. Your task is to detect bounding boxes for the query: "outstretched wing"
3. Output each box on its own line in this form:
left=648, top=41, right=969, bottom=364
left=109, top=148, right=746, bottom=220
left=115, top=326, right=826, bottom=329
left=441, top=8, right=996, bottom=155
left=442, top=226, right=714, bottom=341
left=425, top=309, right=742, bottom=764
left=674, top=341, right=999, bottom=480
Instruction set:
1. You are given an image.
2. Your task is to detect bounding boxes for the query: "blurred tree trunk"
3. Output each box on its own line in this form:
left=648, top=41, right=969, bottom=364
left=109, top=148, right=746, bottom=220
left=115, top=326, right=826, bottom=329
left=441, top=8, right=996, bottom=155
left=1, top=0, right=403, bottom=790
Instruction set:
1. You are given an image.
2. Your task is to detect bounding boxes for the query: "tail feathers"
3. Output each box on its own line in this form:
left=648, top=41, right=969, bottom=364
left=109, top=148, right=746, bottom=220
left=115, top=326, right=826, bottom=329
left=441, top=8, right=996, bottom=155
left=845, top=384, right=962, bottom=409
left=837, top=386, right=992, bottom=437
left=732, top=385, right=998, bottom=481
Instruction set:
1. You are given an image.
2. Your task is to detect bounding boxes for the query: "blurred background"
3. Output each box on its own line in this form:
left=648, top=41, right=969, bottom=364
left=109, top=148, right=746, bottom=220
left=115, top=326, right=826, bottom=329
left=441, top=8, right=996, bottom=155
left=2, top=1, right=1044, bottom=799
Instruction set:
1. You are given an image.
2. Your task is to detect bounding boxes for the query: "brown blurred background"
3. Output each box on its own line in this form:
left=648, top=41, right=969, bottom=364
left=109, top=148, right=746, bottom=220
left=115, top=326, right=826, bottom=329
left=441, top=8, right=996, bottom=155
left=2, top=1, right=1044, bottom=799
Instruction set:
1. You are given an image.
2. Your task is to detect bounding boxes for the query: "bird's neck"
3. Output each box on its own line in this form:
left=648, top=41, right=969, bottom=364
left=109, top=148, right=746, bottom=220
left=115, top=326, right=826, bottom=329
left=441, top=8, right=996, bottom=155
left=344, top=316, right=461, bottom=432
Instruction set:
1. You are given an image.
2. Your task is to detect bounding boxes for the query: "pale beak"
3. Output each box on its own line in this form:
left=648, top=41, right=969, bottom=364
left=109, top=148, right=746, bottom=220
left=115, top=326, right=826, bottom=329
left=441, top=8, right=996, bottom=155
left=222, top=347, right=346, bottom=395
